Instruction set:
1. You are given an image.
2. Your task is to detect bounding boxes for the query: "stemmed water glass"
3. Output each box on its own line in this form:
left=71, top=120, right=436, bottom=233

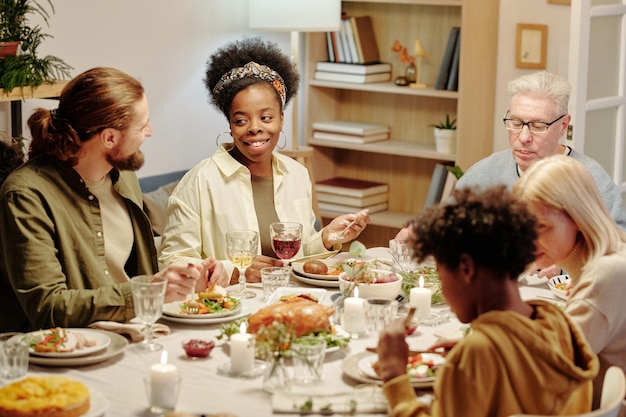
left=269, top=222, right=303, bottom=265
left=130, top=275, right=168, bottom=352
left=226, top=230, right=259, bottom=299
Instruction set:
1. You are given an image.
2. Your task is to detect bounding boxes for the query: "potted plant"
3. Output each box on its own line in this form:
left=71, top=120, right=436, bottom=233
left=432, top=114, right=457, bottom=153
left=0, top=0, right=72, bottom=93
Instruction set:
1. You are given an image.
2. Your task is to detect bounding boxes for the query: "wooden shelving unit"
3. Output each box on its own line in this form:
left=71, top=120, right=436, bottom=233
left=304, top=0, right=499, bottom=247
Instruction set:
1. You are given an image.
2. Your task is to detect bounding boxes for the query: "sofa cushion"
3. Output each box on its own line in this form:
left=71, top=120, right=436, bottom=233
left=142, top=180, right=178, bottom=236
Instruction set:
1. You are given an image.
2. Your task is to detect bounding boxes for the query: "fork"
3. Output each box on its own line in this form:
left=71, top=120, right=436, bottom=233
left=186, top=290, right=199, bottom=314
left=328, top=218, right=358, bottom=242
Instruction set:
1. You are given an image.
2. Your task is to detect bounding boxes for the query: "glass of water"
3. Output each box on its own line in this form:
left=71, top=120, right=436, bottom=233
left=131, top=275, right=168, bottom=352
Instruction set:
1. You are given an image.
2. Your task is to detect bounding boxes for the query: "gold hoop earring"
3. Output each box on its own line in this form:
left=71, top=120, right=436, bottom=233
left=215, top=131, right=233, bottom=147
left=278, top=131, right=287, bottom=150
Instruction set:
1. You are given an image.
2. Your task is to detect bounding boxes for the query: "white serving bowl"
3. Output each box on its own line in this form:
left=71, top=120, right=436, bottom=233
left=338, top=270, right=402, bottom=300
left=547, top=274, right=571, bottom=300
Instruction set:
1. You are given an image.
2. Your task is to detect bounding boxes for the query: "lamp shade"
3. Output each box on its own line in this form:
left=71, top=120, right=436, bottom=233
left=248, top=0, right=341, bottom=32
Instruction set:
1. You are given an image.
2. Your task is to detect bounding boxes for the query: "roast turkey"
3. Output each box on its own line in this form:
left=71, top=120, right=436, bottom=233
left=247, top=298, right=334, bottom=337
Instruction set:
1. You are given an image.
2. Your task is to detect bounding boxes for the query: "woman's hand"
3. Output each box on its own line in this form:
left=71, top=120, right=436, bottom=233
left=202, top=258, right=229, bottom=288
left=323, top=209, right=371, bottom=248
left=376, top=319, right=410, bottom=382
left=158, top=263, right=203, bottom=303
left=244, top=255, right=283, bottom=283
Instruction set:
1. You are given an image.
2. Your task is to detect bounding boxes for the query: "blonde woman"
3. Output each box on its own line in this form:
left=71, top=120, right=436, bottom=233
left=513, top=154, right=626, bottom=408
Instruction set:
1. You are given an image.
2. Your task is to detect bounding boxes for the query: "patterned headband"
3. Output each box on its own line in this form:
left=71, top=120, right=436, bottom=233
left=212, top=61, right=286, bottom=108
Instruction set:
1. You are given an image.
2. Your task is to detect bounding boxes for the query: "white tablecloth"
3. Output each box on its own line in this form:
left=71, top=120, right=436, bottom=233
left=15, top=250, right=560, bottom=417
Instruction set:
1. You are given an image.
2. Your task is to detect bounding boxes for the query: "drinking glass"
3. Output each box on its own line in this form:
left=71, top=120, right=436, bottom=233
left=226, top=230, right=259, bottom=299
left=269, top=222, right=302, bottom=264
left=131, top=275, right=168, bottom=352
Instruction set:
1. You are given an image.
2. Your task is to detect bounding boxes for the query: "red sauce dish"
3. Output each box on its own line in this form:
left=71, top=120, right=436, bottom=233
left=182, top=339, right=215, bottom=358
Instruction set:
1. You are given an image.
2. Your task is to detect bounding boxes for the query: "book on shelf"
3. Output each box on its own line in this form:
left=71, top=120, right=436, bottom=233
left=319, top=201, right=388, bottom=214
left=312, top=121, right=389, bottom=136
left=439, top=170, right=458, bottom=203
left=314, top=71, right=390, bottom=83
left=315, top=61, right=391, bottom=75
left=348, top=15, right=380, bottom=64
left=316, top=177, right=389, bottom=198
left=424, top=163, right=452, bottom=208
left=312, top=130, right=389, bottom=144
left=434, top=27, right=460, bottom=90
left=317, top=191, right=388, bottom=207
left=325, top=32, right=335, bottom=62
left=341, top=17, right=358, bottom=63
left=446, top=29, right=460, bottom=91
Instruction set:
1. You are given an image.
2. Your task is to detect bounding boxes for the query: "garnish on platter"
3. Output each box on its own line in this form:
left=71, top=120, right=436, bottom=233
left=179, top=284, right=240, bottom=315
left=28, top=327, right=97, bottom=353
left=399, top=264, right=446, bottom=305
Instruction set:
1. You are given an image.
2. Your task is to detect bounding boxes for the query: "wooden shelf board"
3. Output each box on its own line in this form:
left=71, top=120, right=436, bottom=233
left=343, top=0, right=462, bottom=6
left=0, top=81, right=68, bottom=102
left=321, top=209, right=413, bottom=229
left=309, top=80, right=459, bottom=99
left=307, top=139, right=456, bottom=161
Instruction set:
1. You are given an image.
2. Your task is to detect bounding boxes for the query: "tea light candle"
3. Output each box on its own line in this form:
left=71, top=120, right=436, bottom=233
left=342, top=290, right=366, bottom=334
left=149, top=350, right=179, bottom=409
left=230, top=322, right=255, bottom=375
left=410, top=276, right=431, bottom=319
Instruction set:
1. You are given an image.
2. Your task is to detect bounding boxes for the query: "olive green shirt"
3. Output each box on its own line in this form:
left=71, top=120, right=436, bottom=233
left=0, top=156, right=157, bottom=332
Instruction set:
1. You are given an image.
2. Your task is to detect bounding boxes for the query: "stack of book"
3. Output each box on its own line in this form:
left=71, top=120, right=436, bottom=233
left=315, top=177, right=390, bottom=214
left=314, top=61, right=391, bottom=84
left=312, top=120, right=390, bottom=144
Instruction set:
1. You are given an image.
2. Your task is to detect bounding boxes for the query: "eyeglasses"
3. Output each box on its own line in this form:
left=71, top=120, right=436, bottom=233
left=502, top=111, right=566, bottom=134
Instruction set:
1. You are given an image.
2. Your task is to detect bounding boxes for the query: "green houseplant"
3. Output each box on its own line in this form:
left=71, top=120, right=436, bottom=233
left=0, top=0, right=72, bottom=93
left=432, top=114, right=457, bottom=154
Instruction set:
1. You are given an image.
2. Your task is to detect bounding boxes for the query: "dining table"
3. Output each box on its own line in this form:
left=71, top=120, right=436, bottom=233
left=8, top=248, right=563, bottom=417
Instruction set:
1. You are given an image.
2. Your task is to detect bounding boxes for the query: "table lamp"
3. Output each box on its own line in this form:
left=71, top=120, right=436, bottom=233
left=410, top=39, right=427, bottom=89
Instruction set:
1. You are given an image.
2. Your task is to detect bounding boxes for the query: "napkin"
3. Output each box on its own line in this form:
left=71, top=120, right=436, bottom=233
left=272, top=385, right=388, bottom=415
left=88, top=321, right=170, bottom=343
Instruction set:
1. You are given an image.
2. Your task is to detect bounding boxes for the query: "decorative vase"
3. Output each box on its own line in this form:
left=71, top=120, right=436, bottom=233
left=0, top=41, right=20, bottom=58
left=405, top=63, right=417, bottom=83
left=263, top=353, right=291, bottom=393
left=434, top=128, right=457, bottom=154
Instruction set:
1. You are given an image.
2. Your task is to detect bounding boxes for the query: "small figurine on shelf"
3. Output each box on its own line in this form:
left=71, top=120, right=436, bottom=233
left=391, top=40, right=414, bottom=86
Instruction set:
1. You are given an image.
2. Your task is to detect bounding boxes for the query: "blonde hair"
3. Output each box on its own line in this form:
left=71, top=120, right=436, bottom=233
left=512, top=154, right=626, bottom=265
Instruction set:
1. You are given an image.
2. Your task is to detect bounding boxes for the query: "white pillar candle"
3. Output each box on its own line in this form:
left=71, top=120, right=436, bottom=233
left=149, top=351, right=179, bottom=410
left=342, top=296, right=366, bottom=334
left=230, top=322, right=255, bottom=375
left=410, top=276, right=431, bottom=319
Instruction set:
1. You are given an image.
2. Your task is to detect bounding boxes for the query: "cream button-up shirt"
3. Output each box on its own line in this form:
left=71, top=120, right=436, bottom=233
left=158, top=145, right=330, bottom=277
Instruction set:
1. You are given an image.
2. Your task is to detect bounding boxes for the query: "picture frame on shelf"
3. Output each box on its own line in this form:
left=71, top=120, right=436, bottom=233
left=515, top=23, right=547, bottom=69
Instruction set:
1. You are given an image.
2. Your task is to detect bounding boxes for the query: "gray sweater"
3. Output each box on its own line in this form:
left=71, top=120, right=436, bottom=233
left=456, top=148, right=626, bottom=230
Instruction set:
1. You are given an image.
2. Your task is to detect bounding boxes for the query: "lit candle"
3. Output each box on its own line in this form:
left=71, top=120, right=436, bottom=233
left=149, top=350, right=179, bottom=411
left=410, top=276, right=431, bottom=319
left=230, top=322, right=255, bottom=375
left=342, top=287, right=366, bottom=334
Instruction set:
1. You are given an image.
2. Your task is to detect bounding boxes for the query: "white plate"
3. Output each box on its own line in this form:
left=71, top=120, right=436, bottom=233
left=292, top=273, right=340, bottom=288
left=160, top=302, right=255, bottom=325
left=28, top=331, right=128, bottom=367
left=291, top=260, right=341, bottom=281
left=358, top=352, right=444, bottom=383
left=26, top=329, right=110, bottom=358
left=547, top=274, right=570, bottom=300
left=162, top=300, right=242, bottom=319
left=266, top=287, right=327, bottom=305
left=342, top=351, right=442, bottom=389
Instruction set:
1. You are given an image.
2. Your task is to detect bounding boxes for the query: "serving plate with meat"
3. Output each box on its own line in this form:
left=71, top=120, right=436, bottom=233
left=25, top=328, right=109, bottom=358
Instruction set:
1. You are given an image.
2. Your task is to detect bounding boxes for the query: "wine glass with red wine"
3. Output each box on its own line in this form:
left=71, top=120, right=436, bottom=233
left=269, top=222, right=303, bottom=264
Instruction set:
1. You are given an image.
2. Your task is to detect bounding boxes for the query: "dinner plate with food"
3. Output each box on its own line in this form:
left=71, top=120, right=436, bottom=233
left=265, top=287, right=327, bottom=305
left=162, top=285, right=242, bottom=319
left=342, top=351, right=445, bottom=389
left=25, top=328, right=111, bottom=358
